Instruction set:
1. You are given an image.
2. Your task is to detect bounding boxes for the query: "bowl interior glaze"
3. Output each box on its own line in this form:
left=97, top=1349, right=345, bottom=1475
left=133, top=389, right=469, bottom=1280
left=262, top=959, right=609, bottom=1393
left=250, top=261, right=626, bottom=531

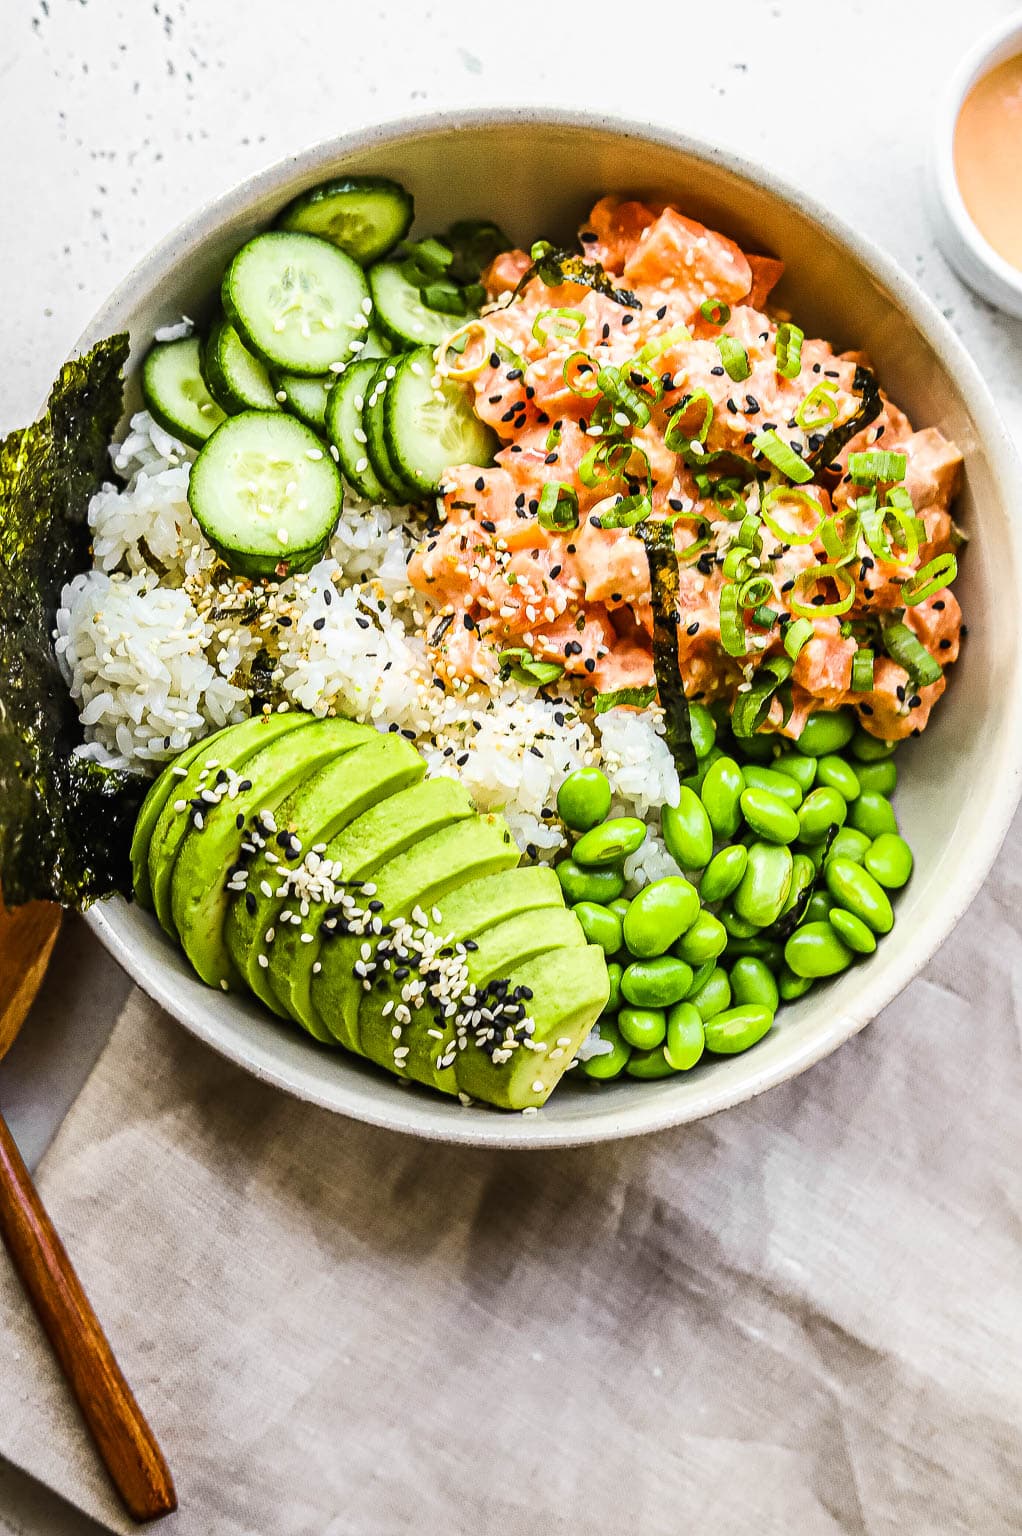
left=81, top=112, right=1022, bottom=1148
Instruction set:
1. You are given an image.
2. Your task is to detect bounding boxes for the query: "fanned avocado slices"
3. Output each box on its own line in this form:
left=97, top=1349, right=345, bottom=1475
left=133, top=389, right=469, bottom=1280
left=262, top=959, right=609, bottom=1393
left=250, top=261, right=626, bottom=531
left=131, top=725, right=235, bottom=910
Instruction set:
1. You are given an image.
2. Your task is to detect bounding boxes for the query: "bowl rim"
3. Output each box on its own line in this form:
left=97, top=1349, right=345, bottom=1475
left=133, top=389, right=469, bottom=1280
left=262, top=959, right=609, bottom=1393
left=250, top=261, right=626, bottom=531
left=74, top=106, right=1022, bottom=1149
left=931, top=13, right=1022, bottom=304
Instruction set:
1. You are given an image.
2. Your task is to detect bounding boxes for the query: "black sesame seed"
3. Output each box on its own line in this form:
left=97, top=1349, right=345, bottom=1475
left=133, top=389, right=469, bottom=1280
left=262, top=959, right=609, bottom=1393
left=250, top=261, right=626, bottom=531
left=686, top=621, right=700, bottom=636
left=489, top=352, right=500, bottom=367
left=860, top=703, right=874, bottom=715
left=245, top=893, right=257, bottom=914
left=474, top=476, right=485, bottom=491
left=584, top=657, right=596, bottom=673
left=313, top=616, right=326, bottom=631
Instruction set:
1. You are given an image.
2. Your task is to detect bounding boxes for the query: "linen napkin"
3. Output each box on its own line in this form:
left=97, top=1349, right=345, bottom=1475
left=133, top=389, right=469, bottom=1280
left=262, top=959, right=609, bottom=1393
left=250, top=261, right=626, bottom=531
left=0, top=820, right=1020, bottom=1536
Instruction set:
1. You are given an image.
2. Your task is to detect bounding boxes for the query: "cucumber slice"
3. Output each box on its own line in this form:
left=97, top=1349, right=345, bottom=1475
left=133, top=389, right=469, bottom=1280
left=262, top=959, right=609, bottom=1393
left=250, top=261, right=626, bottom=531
left=203, top=315, right=280, bottom=414
left=362, top=362, right=421, bottom=504
left=385, top=347, right=497, bottom=495
left=276, top=372, right=332, bottom=432
left=277, top=176, right=413, bottom=266
left=325, top=358, right=390, bottom=503
left=223, top=231, right=370, bottom=377
left=189, top=411, right=342, bottom=578
left=142, top=336, right=226, bottom=449
left=359, top=324, right=394, bottom=361
left=369, top=261, right=455, bottom=348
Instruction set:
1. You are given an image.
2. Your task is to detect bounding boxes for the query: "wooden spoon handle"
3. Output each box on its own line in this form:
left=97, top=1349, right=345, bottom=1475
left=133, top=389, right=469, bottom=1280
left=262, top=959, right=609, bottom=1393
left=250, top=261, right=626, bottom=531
left=0, top=1112, right=177, bottom=1522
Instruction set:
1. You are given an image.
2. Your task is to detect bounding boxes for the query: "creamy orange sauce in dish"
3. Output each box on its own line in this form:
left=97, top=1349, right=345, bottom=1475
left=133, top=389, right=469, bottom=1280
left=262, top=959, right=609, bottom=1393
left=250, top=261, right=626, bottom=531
left=954, top=53, right=1022, bottom=271
left=409, top=197, right=963, bottom=743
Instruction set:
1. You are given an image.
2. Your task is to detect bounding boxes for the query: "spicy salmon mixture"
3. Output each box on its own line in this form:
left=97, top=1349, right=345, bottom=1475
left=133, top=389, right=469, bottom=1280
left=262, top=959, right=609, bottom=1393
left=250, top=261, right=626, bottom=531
left=410, top=195, right=963, bottom=744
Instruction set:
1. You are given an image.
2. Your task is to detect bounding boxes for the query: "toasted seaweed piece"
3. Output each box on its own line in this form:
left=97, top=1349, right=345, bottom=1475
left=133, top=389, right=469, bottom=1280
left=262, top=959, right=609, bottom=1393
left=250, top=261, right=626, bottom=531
left=632, top=518, right=696, bottom=777
left=513, top=244, right=642, bottom=310
left=806, top=364, right=883, bottom=474
left=0, top=334, right=145, bottom=907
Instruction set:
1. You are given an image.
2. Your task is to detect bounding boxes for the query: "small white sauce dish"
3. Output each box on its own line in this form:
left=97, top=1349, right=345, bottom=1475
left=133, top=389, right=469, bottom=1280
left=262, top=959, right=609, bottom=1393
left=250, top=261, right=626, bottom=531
left=930, top=14, right=1022, bottom=318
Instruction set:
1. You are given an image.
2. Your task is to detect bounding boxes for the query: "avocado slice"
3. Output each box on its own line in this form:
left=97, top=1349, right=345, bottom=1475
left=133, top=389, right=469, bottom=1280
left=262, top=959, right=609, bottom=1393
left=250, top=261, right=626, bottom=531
left=226, top=733, right=424, bottom=1029
left=358, top=865, right=569, bottom=1092
left=131, top=724, right=236, bottom=909
left=454, top=945, right=610, bottom=1109
left=268, top=775, right=476, bottom=1036
left=311, top=812, right=521, bottom=1057
left=169, top=717, right=375, bottom=989
left=147, top=712, right=310, bottom=936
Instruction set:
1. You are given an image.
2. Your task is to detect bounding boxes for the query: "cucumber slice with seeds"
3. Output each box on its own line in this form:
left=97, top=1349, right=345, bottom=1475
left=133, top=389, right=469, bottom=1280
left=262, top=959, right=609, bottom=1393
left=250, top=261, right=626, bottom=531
left=277, top=176, right=413, bottom=266
left=189, top=410, right=342, bottom=578
left=275, top=372, right=332, bottom=432
left=362, top=361, right=421, bottom=504
left=325, top=358, right=390, bottom=503
left=369, top=261, right=455, bottom=348
left=384, top=347, right=497, bottom=495
left=203, top=315, right=280, bottom=414
left=142, top=336, right=226, bottom=449
left=223, top=231, right=370, bottom=377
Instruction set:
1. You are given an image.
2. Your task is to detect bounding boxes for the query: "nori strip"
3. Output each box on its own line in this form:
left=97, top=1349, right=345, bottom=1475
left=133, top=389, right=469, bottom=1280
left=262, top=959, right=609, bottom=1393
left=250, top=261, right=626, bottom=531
left=771, top=825, right=838, bottom=942
left=805, top=364, right=883, bottom=473
left=632, top=518, right=696, bottom=776
left=0, top=334, right=145, bottom=907
left=513, top=245, right=642, bottom=310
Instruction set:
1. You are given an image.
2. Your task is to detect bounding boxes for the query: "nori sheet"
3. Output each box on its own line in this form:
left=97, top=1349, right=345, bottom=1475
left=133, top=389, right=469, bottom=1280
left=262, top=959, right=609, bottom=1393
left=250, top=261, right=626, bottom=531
left=633, top=518, right=696, bottom=777
left=513, top=246, right=641, bottom=310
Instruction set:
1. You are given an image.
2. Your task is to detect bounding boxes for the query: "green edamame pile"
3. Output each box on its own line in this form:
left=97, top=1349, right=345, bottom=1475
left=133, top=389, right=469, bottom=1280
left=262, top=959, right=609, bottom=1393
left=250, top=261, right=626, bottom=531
left=553, top=704, right=914, bottom=1085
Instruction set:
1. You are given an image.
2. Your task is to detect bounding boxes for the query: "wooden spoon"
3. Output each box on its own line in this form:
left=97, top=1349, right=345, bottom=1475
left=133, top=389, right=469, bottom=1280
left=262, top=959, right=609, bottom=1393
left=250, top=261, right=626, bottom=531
left=0, top=892, right=178, bottom=1522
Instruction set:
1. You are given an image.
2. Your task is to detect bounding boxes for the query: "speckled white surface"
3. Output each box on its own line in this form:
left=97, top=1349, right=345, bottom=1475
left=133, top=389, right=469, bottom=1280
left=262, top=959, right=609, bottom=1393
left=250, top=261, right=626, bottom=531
left=1, top=1, right=1021, bottom=1531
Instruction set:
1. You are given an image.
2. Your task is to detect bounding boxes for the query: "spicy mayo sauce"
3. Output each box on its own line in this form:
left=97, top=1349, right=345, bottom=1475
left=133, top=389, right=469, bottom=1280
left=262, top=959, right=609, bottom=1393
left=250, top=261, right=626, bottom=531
left=954, top=53, right=1022, bottom=271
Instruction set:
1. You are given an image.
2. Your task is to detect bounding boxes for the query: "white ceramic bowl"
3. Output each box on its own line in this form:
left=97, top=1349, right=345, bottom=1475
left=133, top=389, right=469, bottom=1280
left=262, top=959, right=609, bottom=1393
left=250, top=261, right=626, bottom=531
left=76, top=110, right=1022, bottom=1148
left=929, top=14, right=1022, bottom=317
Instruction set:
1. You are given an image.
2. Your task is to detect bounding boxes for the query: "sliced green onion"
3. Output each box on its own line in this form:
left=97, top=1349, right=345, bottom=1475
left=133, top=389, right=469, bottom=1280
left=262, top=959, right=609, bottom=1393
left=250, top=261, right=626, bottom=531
left=851, top=648, right=875, bottom=691
left=596, top=364, right=652, bottom=429
left=562, top=350, right=601, bottom=398
left=578, top=439, right=634, bottom=489
left=714, top=479, right=746, bottom=517
left=882, top=621, right=941, bottom=687
left=820, top=509, right=861, bottom=563
left=783, top=616, right=815, bottom=660
left=700, top=299, right=731, bottom=326
left=537, top=481, right=579, bottom=531
left=848, top=450, right=907, bottom=484
left=901, top=553, right=957, bottom=606
left=790, top=562, right=856, bottom=619
left=775, top=322, right=804, bottom=380
left=722, top=546, right=753, bottom=582
left=795, top=380, right=839, bottom=432
left=633, top=322, right=692, bottom=364
left=716, top=337, right=751, bottom=382
left=860, top=494, right=919, bottom=566
left=737, top=511, right=763, bottom=551
left=719, top=584, right=747, bottom=656
left=732, top=656, right=793, bottom=738
left=752, top=604, right=778, bottom=628
left=665, top=391, right=714, bottom=452
left=545, top=422, right=562, bottom=455
left=753, top=431, right=814, bottom=483
left=594, top=685, right=657, bottom=714
left=738, top=573, right=774, bottom=609
left=532, top=307, right=586, bottom=344
left=421, top=279, right=468, bottom=316
left=760, top=484, right=824, bottom=544
left=596, top=492, right=652, bottom=530
left=497, top=647, right=565, bottom=688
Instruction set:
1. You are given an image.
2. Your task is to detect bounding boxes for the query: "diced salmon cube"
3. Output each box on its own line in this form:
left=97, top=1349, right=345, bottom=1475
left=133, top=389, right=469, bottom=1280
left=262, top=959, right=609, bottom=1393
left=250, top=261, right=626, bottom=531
left=623, top=208, right=752, bottom=309
left=793, top=623, right=855, bottom=706
left=745, top=254, right=785, bottom=308
left=482, top=249, right=532, bottom=299
left=581, top=196, right=663, bottom=273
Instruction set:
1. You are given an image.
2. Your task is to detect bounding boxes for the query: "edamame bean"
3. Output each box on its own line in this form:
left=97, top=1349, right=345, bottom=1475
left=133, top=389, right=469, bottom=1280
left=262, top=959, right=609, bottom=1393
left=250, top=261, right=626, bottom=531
left=618, top=1006, right=667, bottom=1050
left=804, top=838, right=828, bottom=871
left=778, top=852, right=815, bottom=921
left=664, top=1002, right=706, bottom=1070
left=700, top=756, right=746, bottom=839
left=850, top=729, right=897, bottom=762
left=573, top=816, right=647, bottom=868
left=795, top=709, right=855, bottom=757
left=804, top=891, right=833, bottom=924
left=621, top=957, right=694, bottom=1009
left=742, top=764, right=804, bottom=809
left=864, top=832, right=914, bottom=889
left=704, top=1004, right=774, bottom=1055
left=740, top=786, right=801, bottom=844
left=555, top=858, right=626, bottom=905
left=622, top=877, right=701, bottom=957
left=855, top=759, right=898, bottom=797
left=730, top=956, right=780, bottom=1012
left=778, top=964, right=815, bottom=1001
left=723, top=937, right=784, bottom=969
left=688, top=965, right=731, bottom=1020
left=797, top=786, right=848, bottom=843
left=734, top=841, right=793, bottom=927
left=689, top=701, right=717, bottom=760
left=685, top=959, right=717, bottom=998
left=625, top=1045, right=677, bottom=1079
left=608, top=897, right=631, bottom=925
left=681, top=746, right=724, bottom=795
left=774, top=752, right=818, bottom=793
left=662, top=788, right=714, bottom=870
left=849, top=792, right=898, bottom=839
left=574, top=900, right=624, bottom=955
left=815, top=755, right=861, bottom=801
left=825, top=857, right=894, bottom=934
left=829, top=907, right=877, bottom=954
left=826, top=827, right=872, bottom=866
left=556, top=766, right=612, bottom=831
left=699, top=844, right=748, bottom=903
left=673, top=909, right=728, bottom=966
left=603, top=961, right=623, bottom=1014
left=736, top=731, right=776, bottom=763
left=720, top=904, right=760, bottom=940
left=579, top=1019, right=631, bottom=1080
left=783, top=920, right=854, bottom=978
